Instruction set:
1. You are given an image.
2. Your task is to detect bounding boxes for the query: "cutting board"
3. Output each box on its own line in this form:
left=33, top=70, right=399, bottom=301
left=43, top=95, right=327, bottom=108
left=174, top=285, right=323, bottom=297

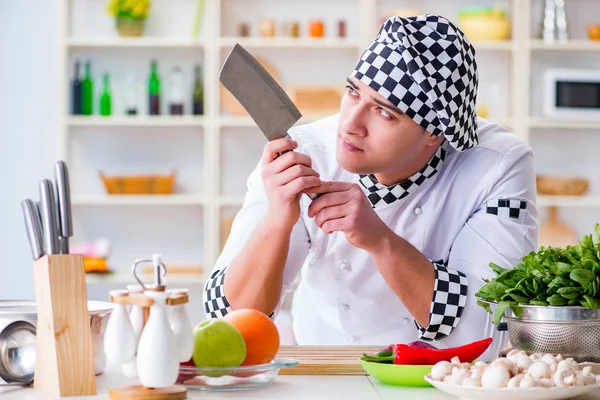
left=539, top=206, right=576, bottom=247
left=276, top=345, right=381, bottom=375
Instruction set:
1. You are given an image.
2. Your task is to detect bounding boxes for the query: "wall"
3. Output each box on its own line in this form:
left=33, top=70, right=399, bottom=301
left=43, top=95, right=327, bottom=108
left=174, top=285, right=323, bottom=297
left=0, top=0, right=60, bottom=299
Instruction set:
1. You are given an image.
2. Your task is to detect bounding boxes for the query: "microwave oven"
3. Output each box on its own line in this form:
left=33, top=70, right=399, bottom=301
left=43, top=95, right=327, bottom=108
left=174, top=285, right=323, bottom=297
left=543, top=68, right=600, bottom=119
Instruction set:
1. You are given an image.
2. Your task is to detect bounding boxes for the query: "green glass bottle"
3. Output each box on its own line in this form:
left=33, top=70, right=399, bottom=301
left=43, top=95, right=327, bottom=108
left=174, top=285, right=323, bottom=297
left=100, top=73, right=112, bottom=116
left=192, top=65, right=204, bottom=115
left=81, top=61, right=93, bottom=115
left=148, top=60, right=161, bottom=115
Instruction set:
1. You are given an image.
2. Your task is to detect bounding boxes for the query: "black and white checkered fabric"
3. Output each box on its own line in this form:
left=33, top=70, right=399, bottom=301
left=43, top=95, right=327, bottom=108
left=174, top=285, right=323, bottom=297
left=486, top=198, right=527, bottom=221
left=203, top=266, right=276, bottom=320
left=203, top=267, right=232, bottom=318
left=416, top=263, right=468, bottom=341
left=351, top=14, right=479, bottom=152
left=358, top=141, right=448, bottom=208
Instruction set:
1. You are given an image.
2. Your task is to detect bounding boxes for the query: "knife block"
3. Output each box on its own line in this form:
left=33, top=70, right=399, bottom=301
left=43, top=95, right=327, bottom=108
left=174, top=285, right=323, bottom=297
left=32, top=254, right=97, bottom=396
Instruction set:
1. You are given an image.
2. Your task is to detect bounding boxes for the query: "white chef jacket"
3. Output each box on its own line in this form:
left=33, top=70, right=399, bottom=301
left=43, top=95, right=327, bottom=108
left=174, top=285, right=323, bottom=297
left=204, top=114, right=539, bottom=361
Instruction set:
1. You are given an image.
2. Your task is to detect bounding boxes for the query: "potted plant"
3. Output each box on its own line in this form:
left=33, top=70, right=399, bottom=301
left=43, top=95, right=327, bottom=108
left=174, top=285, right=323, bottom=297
left=106, top=0, right=151, bottom=37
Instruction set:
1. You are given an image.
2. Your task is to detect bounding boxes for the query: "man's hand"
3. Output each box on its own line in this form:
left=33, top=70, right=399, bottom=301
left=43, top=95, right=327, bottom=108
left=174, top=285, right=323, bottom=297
left=306, top=181, right=390, bottom=251
left=261, top=138, right=321, bottom=231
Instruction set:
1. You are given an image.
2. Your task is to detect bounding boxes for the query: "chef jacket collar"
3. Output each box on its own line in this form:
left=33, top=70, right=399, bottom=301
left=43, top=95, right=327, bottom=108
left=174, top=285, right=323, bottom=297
left=358, top=140, right=449, bottom=208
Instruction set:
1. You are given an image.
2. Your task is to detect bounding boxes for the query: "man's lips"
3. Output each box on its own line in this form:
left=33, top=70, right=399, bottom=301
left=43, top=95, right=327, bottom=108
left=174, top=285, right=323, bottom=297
left=341, top=137, right=363, bottom=152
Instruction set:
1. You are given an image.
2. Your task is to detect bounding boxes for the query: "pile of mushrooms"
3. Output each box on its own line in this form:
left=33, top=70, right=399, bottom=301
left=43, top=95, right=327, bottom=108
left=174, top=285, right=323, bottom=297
left=429, top=350, right=599, bottom=389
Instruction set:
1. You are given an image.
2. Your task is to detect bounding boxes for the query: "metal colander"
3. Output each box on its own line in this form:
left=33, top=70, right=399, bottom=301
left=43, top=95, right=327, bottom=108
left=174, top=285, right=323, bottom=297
left=503, top=304, right=600, bottom=363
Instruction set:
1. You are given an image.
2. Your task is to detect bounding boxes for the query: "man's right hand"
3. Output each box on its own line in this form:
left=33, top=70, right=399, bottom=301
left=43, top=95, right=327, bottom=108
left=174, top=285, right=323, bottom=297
left=260, top=138, right=321, bottom=230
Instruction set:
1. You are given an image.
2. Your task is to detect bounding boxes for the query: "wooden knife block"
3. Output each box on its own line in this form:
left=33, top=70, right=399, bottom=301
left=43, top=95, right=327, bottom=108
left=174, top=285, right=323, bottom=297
left=32, top=254, right=97, bottom=396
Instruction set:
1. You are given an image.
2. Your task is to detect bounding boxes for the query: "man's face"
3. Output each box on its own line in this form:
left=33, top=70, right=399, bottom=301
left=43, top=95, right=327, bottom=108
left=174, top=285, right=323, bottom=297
left=336, top=77, right=442, bottom=183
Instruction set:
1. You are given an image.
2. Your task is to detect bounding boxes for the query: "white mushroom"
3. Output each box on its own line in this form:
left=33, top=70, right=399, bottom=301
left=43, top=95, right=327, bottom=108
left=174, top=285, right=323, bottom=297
left=430, top=361, right=453, bottom=381
left=553, top=369, right=570, bottom=387
left=515, top=354, right=533, bottom=373
left=555, top=354, right=564, bottom=362
left=491, top=358, right=518, bottom=377
left=541, top=354, right=558, bottom=366
left=451, top=356, right=462, bottom=365
left=581, top=366, right=594, bottom=376
left=481, top=366, right=510, bottom=388
left=447, top=367, right=471, bottom=386
left=507, top=374, right=525, bottom=388
left=463, top=377, right=481, bottom=387
left=563, top=373, right=578, bottom=387
left=530, top=352, right=544, bottom=361
left=471, top=368, right=485, bottom=380
left=556, top=359, right=578, bottom=374
left=528, top=361, right=552, bottom=380
left=538, top=378, right=555, bottom=388
left=520, top=374, right=538, bottom=388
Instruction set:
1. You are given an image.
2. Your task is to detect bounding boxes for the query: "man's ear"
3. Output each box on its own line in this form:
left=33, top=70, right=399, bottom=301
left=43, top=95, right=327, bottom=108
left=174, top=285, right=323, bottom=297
left=425, top=131, right=444, bottom=147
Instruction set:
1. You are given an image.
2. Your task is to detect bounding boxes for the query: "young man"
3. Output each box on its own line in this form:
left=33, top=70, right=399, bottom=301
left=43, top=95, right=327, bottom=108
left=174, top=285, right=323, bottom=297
left=204, top=14, right=538, bottom=358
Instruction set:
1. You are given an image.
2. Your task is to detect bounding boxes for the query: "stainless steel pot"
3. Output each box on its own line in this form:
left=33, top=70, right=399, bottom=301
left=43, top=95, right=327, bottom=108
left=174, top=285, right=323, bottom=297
left=0, top=299, right=113, bottom=385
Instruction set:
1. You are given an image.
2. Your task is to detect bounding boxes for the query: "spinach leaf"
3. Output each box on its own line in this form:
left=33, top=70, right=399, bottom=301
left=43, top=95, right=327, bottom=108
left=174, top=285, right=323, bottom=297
left=571, top=269, right=595, bottom=287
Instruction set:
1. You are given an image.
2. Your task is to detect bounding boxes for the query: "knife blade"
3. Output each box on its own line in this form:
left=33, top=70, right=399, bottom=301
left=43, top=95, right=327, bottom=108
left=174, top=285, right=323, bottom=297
left=20, top=199, right=45, bottom=260
left=220, top=43, right=321, bottom=199
left=54, top=160, right=73, bottom=254
left=39, top=179, right=60, bottom=255
left=220, top=43, right=302, bottom=140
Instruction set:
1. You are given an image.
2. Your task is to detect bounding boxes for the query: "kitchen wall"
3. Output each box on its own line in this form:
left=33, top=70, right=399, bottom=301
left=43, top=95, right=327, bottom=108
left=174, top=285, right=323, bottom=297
left=0, top=0, right=61, bottom=299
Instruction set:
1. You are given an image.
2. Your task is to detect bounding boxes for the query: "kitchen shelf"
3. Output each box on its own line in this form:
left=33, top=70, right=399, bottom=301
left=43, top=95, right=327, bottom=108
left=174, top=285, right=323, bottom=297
left=219, top=37, right=359, bottom=49
left=529, top=118, right=600, bottom=130
left=72, top=194, right=206, bottom=206
left=218, top=195, right=246, bottom=207
left=471, top=40, right=513, bottom=51
left=529, top=39, right=600, bottom=51
left=67, top=116, right=206, bottom=128
left=67, top=37, right=205, bottom=49
left=85, top=272, right=206, bottom=285
left=537, top=196, right=600, bottom=208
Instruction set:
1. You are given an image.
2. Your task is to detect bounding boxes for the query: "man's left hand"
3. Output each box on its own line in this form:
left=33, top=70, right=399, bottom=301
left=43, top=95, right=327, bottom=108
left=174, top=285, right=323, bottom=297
left=306, top=181, right=390, bottom=251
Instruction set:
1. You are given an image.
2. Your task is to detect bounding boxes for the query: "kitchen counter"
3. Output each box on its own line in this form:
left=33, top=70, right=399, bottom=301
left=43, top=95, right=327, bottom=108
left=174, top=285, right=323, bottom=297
left=2, top=368, right=600, bottom=399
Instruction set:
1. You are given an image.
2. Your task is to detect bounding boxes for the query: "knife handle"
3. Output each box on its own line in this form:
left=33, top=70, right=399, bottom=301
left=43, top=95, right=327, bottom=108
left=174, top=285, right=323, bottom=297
left=54, top=160, right=73, bottom=254
left=39, top=179, right=60, bottom=255
left=21, top=199, right=46, bottom=260
left=276, top=134, right=321, bottom=200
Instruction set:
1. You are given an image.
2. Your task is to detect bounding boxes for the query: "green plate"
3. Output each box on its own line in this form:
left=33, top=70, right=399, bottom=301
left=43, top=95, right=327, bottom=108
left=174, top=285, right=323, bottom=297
left=359, top=359, right=433, bottom=387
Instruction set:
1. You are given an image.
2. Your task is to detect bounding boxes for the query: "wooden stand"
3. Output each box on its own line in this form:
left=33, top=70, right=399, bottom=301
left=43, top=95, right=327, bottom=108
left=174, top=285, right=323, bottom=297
left=107, top=290, right=189, bottom=400
left=32, top=254, right=97, bottom=396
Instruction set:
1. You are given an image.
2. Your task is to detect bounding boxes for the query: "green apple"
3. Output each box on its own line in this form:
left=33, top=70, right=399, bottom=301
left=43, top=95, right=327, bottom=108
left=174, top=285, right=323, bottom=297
left=192, top=319, right=247, bottom=368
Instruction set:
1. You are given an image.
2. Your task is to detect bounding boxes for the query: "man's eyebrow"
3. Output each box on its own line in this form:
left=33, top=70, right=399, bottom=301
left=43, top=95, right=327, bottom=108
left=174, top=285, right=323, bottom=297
left=346, top=77, right=359, bottom=90
left=372, top=97, right=404, bottom=115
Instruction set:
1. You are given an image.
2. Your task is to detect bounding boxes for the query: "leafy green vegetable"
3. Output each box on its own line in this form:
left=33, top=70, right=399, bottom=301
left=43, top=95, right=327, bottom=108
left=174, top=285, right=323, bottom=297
left=476, top=223, right=600, bottom=323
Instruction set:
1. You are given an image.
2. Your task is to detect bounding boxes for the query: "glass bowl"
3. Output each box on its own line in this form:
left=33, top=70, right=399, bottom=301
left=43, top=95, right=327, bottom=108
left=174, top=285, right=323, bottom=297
left=176, top=358, right=298, bottom=391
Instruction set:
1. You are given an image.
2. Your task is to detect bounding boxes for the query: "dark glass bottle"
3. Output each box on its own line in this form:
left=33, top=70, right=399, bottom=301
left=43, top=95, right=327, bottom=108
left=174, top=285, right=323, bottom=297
left=100, top=73, right=112, bottom=116
left=71, top=60, right=82, bottom=115
left=192, top=65, right=204, bottom=115
left=148, top=60, right=161, bottom=115
left=81, top=61, right=93, bottom=115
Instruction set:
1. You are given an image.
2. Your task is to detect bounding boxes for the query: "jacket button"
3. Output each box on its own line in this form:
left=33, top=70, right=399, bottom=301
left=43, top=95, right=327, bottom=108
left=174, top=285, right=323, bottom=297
left=342, top=304, right=350, bottom=311
left=414, top=207, right=422, bottom=215
left=402, top=318, right=410, bottom=326
left=340, top=260, right=351, bottom=271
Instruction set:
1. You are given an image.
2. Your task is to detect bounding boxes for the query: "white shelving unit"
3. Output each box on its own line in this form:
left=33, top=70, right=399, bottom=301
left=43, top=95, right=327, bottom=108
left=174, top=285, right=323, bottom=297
left=60, top=0, right=600, bottom=289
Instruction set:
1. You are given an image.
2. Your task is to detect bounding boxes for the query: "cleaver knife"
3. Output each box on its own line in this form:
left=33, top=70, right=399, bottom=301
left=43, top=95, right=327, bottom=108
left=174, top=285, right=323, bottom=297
left=220, top=43, right=320, bottom=199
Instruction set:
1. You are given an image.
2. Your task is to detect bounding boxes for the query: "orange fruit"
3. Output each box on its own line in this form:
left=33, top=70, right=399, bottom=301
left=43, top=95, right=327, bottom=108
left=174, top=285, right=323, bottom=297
left=223, top=309, right=280, bottom=366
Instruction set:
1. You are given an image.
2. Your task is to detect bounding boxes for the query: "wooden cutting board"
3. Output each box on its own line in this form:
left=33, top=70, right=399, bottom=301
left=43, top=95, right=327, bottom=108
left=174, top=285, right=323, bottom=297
left=276, top=345, right=382, bottom=375
left=539, top=206, right=576, bottom=248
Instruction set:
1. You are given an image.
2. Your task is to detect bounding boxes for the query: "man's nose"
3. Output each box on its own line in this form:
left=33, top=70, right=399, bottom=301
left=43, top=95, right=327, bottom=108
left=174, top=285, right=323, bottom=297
left=343, top=106, right=367, bottom=137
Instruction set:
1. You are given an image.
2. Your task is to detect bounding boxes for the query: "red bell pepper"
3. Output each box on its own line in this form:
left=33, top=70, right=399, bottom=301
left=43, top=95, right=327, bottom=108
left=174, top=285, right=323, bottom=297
left=393, top=337, right=493, bottom=365
left=361, top=338, right=493, bottom=365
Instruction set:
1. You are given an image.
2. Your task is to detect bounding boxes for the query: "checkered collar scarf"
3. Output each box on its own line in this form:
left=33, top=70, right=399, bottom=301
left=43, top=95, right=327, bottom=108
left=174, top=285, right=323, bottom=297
left=359, top=140, right=449, bottom=208
left=351, top=14, right=479, bottom=152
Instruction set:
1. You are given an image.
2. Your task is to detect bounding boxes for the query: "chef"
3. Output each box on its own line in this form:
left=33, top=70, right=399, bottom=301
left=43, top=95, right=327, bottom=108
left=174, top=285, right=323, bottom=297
left=204, top=14, right=538, bottom=359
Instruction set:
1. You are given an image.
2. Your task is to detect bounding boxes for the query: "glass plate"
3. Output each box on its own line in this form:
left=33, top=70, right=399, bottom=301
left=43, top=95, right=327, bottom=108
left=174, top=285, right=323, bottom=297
left=176, top=358, right=299, bottom=391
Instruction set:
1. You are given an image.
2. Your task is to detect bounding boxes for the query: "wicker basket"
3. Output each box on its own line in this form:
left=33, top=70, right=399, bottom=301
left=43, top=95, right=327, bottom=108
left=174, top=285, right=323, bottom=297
left=100, top=172, right=175, bottom=195
left=536, top=175, right=589, bottom=196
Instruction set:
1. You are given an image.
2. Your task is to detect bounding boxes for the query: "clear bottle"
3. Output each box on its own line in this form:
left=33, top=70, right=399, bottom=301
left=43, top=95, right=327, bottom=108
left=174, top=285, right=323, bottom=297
left=125, top=73, right=138, bottom=116
left=169, top=66, right=184, bottom=115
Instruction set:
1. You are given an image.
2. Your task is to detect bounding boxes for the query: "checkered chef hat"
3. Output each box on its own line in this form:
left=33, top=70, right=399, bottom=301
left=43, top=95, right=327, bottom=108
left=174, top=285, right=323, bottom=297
left=351, top=14, right=479, bottom=151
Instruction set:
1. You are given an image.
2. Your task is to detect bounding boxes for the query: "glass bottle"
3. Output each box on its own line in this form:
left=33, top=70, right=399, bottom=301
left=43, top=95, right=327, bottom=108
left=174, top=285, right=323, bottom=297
left=100, top=73, right=112, bottom=116
left=125, top=73, right=138, bottom=116
left=169, top=66, right=184, bottom=115
left=148, top=60, right=161, bottom=115
left=192, top=65, right=204, bottom=115
left=81, top=60, right=93, bottom=115
left=71, top=60, right=82, bottom=115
